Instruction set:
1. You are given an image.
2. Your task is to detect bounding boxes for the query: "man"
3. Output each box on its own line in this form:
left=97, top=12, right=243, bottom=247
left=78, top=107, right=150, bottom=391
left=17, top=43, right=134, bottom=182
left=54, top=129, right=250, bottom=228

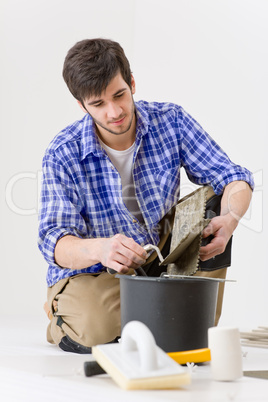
left=38, top=38, right=254, bottom=353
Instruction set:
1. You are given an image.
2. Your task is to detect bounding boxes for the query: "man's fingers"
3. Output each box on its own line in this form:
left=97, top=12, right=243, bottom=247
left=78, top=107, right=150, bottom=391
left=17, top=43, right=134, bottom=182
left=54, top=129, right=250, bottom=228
left=107, top=262, right=130, bottom=274
left=114, top=234, right=147, bottom=263
left=202, top=217, right=221, bottom=238
left=109, top=249, right=142, bottom=268
left=199, top=236, right=226, bottom=261
left=102, top=234, right=147, bottom=271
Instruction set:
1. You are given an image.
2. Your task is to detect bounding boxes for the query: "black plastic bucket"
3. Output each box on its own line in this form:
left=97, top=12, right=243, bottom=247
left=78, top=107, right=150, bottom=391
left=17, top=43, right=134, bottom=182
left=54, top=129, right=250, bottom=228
left=118, top=275, right=219, bottom=353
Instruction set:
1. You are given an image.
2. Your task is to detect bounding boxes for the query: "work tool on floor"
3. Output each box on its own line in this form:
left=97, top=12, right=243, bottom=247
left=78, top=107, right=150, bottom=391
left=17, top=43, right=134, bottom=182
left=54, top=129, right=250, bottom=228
left=90, top=321, right=191, bottom=390
left=168, top=348, right=211, bottom=365
left=84, top=346, right=211, bottom=377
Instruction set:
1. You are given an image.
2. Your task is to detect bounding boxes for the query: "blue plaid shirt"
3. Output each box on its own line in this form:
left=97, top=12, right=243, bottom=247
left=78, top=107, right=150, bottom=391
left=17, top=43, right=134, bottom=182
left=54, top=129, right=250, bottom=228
left=38, top=101, right=254, bottom=287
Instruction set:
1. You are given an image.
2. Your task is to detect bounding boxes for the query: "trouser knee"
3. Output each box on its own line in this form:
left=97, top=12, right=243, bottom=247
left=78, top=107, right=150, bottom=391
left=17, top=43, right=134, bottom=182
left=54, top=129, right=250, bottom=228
left=47, top=273, right=121, bottom=349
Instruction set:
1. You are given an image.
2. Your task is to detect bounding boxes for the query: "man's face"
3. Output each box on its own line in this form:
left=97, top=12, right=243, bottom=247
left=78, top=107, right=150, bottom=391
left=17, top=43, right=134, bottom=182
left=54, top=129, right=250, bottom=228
left=80, top=73, right=136, bottom=145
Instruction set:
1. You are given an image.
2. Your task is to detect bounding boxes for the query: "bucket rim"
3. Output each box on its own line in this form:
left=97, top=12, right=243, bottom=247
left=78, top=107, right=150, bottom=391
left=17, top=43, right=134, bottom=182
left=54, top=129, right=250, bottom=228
left=115, top=273, right=230, bottom=283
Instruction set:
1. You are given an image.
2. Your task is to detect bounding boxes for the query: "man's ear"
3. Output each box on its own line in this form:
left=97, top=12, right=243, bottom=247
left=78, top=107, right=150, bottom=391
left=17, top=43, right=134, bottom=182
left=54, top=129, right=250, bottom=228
left=131, top=74, right=136, bottom=95
left=77, top=100, right=87, bottom=113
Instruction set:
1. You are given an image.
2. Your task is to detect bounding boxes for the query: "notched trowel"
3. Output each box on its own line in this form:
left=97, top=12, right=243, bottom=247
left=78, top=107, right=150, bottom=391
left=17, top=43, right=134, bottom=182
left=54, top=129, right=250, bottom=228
left=160, top=186, right=214, bottom=276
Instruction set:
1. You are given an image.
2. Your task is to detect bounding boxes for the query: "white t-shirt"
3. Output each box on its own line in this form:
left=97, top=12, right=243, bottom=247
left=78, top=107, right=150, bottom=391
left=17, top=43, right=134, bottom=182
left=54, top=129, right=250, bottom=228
left=98, top=139, right=144, bottom=223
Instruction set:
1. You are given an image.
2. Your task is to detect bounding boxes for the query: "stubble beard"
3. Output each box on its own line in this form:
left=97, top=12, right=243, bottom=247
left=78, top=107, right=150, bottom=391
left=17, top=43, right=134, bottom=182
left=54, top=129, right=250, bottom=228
left=91, top=99, right=136, bottom=136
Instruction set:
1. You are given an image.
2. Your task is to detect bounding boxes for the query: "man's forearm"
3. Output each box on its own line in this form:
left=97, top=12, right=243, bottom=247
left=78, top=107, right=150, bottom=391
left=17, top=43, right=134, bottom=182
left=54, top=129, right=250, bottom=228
left=54, top=233, right=147, bottom=273
left=220, top=180, right=253, bottom=229
left=54, top=235, right=102, bottom=270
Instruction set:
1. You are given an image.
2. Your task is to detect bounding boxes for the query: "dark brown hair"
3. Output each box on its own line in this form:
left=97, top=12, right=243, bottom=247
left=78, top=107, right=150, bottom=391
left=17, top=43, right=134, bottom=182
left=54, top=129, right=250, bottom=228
left=62, top=38, right=132, bottom=103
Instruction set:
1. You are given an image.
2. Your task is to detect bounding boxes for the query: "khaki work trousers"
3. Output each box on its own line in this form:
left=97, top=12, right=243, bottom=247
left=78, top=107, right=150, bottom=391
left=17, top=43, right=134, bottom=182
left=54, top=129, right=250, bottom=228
left=46, top=267, right=227, bottom=349
left=47, top=272, right=121, bottom=348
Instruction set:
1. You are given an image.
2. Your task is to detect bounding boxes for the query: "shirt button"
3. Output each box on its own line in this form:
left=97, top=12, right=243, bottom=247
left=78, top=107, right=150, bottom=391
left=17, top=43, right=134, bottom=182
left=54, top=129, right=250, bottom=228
left=132, top=218, right=138, bottom=223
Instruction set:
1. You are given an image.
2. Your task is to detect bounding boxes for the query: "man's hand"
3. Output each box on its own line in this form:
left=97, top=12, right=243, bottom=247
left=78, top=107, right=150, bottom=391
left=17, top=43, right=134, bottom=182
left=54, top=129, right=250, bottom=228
left=199, top=215, right=235, bottom=261
left=99, top=234, right=148, bottom=273
left=199, top=180, right=252, bottom=261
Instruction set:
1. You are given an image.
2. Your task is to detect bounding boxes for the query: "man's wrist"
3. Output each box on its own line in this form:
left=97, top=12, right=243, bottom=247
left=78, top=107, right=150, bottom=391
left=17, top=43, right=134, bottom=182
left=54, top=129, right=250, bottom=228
left=222, top=211, right=239, bottom=233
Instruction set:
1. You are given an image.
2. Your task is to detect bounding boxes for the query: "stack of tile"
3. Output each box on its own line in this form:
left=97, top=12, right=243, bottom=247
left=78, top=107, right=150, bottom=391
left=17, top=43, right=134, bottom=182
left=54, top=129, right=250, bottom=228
left=240, top=326, right=268, bottom=348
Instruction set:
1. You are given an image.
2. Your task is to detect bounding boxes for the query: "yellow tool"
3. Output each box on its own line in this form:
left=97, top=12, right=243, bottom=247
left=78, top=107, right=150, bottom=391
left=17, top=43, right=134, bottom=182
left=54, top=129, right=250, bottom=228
left=168, top=348, right=211, bottom=365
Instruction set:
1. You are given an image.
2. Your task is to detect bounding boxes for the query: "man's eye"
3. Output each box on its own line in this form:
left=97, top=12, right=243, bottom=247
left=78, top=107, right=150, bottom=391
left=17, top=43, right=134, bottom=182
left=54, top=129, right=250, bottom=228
left=94, top=102, right=103, bottom=107
left=115, top=93, right=124, bottom=98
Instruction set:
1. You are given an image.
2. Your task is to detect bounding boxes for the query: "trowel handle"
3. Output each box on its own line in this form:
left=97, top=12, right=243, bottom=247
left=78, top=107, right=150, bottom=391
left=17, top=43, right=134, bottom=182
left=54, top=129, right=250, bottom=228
left=143, top=244, right=164, bottom=263
left=84, top=361, right=106, bottom=377
left=121, top=321, right=158, bottom=372
left=134, top=267, right=147, bottom=276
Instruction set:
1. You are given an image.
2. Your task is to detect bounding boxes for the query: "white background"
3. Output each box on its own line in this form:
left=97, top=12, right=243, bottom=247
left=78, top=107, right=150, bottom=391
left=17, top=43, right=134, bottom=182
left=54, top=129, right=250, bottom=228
left=1, top=0, right=267, bottom=329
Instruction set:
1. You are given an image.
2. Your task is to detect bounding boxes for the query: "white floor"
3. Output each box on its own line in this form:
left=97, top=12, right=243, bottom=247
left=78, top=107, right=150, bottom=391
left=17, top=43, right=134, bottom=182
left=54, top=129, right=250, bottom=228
left=0, top=315, right=268, bottom=402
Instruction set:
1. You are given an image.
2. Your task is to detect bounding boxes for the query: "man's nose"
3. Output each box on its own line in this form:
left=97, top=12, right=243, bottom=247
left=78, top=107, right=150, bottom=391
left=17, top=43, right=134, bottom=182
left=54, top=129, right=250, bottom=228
left=107, top=102, right=122, bottom=119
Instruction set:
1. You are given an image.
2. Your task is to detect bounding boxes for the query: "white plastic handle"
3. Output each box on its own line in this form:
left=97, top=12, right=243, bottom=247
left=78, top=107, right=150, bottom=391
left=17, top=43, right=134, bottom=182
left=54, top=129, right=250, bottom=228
left=143, top=244, right=164, bottom=263
left=121, top=321, right=158, bottom=372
